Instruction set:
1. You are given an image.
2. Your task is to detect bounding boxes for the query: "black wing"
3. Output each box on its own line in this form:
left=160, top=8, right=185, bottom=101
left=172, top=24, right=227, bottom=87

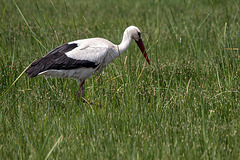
left=25, top=43, right=99, bottom=77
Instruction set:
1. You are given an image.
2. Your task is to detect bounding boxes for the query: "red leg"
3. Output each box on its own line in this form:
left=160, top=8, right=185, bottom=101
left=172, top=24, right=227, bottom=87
left=77, top=80, right=86, bottom=104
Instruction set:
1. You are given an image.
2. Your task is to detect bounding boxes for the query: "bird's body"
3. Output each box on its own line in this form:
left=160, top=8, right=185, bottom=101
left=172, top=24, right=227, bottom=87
left=27, top=38, right=117, bottom=81
left=26, top=26, right=150, bottom=103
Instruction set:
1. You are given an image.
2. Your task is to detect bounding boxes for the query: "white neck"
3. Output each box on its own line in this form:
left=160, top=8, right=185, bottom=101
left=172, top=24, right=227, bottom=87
left=117, top=28, right=132, bottom=54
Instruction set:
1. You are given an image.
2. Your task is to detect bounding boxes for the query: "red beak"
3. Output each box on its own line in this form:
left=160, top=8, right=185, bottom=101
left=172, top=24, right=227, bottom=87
left=136, top=39, right=150, bottom=65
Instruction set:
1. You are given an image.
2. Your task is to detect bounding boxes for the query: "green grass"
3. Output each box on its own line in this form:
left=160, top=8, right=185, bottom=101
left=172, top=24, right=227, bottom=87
left=1, top=0, right=240, bottom=159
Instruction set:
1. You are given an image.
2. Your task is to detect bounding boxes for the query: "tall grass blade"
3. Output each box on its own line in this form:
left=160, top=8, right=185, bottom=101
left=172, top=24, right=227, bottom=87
left=45, top=135, right=63, bottom=160
left=1, top=64, right=31, bottom=97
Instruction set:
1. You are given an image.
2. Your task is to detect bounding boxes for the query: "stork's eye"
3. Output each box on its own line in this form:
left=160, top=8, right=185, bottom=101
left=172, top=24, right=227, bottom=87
left=137, top=32, right=141, bottom=39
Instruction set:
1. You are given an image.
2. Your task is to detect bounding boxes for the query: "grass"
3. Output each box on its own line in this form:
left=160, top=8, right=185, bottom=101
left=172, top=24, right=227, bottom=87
left=0, top=0, right=240, bottom=159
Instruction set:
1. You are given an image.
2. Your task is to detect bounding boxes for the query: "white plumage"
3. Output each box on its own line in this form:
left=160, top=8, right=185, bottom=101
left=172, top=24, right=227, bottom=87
left=26, top=26, right=150, bottom=103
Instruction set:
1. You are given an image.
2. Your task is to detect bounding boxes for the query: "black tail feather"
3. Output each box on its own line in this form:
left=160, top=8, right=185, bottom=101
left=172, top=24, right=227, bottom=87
left=25, top=58, right=46, bottom=77
left=25, top=43, right=99, bottom=78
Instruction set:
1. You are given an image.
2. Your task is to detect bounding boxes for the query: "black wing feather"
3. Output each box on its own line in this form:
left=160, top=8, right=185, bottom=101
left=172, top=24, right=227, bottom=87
left=25, top=43, right=99, bottom=77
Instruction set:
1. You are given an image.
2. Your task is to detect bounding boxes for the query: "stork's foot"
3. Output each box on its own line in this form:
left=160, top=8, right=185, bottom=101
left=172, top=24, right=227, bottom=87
left=76, top=94, right=93, bottom=105
left=77, top=97, right=85, bottom=104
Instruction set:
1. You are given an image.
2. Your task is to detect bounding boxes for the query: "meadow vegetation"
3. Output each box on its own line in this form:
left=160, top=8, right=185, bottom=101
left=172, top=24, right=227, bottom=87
left=0, top=0, right=240, bottom=159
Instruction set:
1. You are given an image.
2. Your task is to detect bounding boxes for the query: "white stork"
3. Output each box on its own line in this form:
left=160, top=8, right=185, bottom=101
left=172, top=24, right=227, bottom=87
left=26, top=26, right=150, bottom=103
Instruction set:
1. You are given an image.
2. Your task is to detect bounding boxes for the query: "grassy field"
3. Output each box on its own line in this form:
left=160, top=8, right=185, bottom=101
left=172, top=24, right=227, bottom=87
left=1, top=0, right=240, bottom=159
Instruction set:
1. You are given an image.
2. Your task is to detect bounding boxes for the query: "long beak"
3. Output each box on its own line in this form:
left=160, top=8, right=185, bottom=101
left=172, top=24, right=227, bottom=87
left=136, top=39, right=150, bottom=65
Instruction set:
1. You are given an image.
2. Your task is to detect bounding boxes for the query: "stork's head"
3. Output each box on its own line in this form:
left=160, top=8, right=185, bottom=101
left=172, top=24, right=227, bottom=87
left=127, top=26, right=141, bottom=41
left=126, top=26, right=150, bottom=65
